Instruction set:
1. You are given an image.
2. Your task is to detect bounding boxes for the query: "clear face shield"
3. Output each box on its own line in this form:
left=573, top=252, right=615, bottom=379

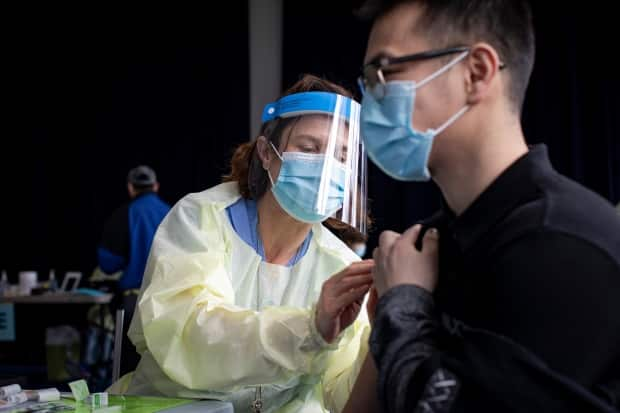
left=262, top=91, right=368, bottom=235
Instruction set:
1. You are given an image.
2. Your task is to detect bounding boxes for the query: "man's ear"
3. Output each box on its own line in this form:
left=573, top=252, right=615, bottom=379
left=464, top=42, right=502, bottom=106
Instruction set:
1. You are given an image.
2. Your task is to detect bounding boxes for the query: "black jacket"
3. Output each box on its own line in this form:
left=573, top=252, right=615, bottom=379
left=370, top=146, right=620, bottom=412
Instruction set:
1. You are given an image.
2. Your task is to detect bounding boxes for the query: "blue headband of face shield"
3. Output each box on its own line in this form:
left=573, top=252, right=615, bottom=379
left=261, top=91, right=356, bottom=123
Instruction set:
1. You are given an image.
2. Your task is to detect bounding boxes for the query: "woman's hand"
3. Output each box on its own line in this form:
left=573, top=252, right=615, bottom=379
left=315, top=260, right=374, bottom=343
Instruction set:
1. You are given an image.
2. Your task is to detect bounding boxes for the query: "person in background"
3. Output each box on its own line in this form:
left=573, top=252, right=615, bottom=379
left=98, top=165, right=170, bottom=375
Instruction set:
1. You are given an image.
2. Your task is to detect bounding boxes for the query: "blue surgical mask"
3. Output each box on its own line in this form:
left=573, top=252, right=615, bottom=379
left=360, top=52, right=469, bottom=181
left=268, top=143, right=347, bottom=223
left=352, top=243, right=367, bottom=258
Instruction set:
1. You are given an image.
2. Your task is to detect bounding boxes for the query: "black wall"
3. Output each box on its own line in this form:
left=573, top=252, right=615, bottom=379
left=2, top=4, right=250, bottom=278
left=2, top=1, right=618, bottom=277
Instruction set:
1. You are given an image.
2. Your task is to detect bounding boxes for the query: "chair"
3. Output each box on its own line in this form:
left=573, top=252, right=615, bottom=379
left=112, top=309, right=124, bottom=383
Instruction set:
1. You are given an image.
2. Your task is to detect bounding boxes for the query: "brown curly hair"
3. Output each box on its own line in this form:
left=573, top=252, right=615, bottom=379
left=223, top=74, right=371, bottom=241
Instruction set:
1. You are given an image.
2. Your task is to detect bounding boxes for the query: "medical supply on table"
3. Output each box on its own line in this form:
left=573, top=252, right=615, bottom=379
left=0, top=271, right=8, bottom=296
left=25, top=388, right=61, bottom=402
left=18, top=271, right=38, bottom=295
left=0, top=384, right=21, bottom=398
left=68, top=379, right=90, bottom=402
left=86, top=392, right=109, bottom=408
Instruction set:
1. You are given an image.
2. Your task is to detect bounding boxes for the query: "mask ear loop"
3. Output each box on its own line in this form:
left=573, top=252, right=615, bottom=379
left=269, top=141, right=284, bottom=161
left=417, top=51, right=471, bottom=136
left=267, top=170, right=275, bottom=187
left=434, top=106, right=470, bottom=135
left=416, top=51, right=470, bottom=89
left=267, top=141, right=283, bottom=187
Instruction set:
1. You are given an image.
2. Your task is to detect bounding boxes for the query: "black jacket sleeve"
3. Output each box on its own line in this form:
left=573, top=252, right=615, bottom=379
left=370, top=285, right=459, bottom=413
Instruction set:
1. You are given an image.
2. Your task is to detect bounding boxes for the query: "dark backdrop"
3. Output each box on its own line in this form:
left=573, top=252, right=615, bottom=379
left=1, top=4, right=250, bottom=279
left=1, top=1, right=618, bottom=279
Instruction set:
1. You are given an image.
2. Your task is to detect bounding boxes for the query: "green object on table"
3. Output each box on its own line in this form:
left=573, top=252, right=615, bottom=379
left=88, top=392, right=109, bottom=408
left=92, top=406, right=121, bottom=413
left=61, top=395, right=193, bottom=413
left=68, top=379, right=90, bottom=402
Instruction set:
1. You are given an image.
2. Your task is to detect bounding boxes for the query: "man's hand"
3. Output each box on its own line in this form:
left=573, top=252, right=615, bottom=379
left=372, top=225, right=439, bottom=297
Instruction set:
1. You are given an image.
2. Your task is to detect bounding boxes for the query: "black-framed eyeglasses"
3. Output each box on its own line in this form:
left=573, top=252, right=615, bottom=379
left=358, top=46, right=506, bottom=98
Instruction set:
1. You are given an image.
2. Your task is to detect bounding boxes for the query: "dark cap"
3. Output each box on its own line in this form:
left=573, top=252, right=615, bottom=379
left=127, top=165, right=157, bottom=187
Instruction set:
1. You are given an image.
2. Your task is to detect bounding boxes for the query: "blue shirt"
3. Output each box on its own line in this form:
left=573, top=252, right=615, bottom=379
left=226, top=197, right=312, bottom=266
left=98, top=192, right=170, bottom=290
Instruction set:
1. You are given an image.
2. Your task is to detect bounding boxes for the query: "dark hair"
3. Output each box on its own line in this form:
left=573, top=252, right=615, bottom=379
left=323, top=220, right=368, bottom=247
left=358, top=0, right=535, bottom=111
left=223, top=74, right=373, bottom=235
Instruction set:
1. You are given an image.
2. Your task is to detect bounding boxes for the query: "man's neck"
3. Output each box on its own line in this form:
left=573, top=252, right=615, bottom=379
left=432, top=120, right=528, bottom=216
left=256, top=192, right=312, bottom=265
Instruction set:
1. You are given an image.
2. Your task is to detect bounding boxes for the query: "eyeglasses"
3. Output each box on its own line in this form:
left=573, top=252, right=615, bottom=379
left=358, top=46, right=506, bottom=99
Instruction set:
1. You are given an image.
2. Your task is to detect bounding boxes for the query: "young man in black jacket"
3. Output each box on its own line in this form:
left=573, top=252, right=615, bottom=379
left=345, top=1, right=620, bottom=412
